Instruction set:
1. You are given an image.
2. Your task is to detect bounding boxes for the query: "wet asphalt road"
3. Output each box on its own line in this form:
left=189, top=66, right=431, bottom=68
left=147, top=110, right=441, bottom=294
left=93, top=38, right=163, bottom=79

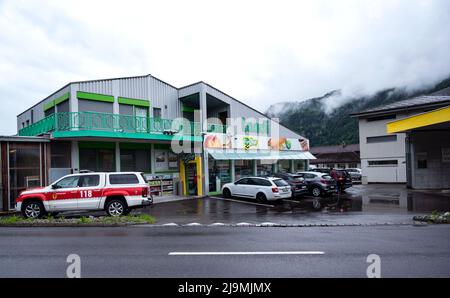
left=1, top=225, right=449, bottom=278
left=136, top=184, right=450, bottom=225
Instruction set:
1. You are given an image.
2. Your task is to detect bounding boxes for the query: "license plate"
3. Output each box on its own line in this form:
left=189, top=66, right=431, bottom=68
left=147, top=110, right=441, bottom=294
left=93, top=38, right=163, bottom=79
left=302, top=186, right=306, bottom=189
left=330, top=186, right=335, bottom=189
left=282, top=188, right=288, bottom=192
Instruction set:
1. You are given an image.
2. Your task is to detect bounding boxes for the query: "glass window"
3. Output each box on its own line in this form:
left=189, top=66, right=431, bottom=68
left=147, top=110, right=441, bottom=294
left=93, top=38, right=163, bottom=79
left=253, top=178, right=272, bottom=186
left=44, top=107, right=55, bottom=117
left=278, top=160, right=290, bottom=173
left=257, top=160, right=273, bottom=177
left=153, top=108, right=162, bottom=119
left=273, top=179, right=289, bottom=187
left=367, top=135, right=397, bottom=143
left=78, top=175, right=100, bottom=187
left=368, top=160, right=398, bottom=166
left=120, top=149, right=151, bottom=172
left=235, top=160, right=252, bottom=180
left=109, top=174, right=139, bottom=185
left=54, top=176, right=80, bottom=189
left=235, top=178, right=249, bottom=185
left=208, top=159, right=231, bottom=192
left=51, top=141, right=71, bottom=168
left=8, top=142, right=42, bottom=208
left=80, top=148, right=115, bottom=172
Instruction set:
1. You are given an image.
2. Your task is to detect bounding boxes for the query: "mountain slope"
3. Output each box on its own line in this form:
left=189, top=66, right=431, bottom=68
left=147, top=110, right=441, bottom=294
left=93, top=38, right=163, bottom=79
left=267, top=77, right=450, bottom=147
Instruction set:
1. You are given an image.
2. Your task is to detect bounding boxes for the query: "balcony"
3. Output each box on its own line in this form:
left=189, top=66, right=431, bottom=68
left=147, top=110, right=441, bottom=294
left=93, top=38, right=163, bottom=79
left=18, top=111, right=202, bottom=141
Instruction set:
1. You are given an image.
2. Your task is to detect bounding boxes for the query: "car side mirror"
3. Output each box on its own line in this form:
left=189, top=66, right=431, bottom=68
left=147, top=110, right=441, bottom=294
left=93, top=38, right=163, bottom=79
left=51, top=184, right=59, bottom=189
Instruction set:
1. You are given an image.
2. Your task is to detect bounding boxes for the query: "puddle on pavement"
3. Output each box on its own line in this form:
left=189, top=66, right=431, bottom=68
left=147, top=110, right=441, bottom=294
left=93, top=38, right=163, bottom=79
left=143, top=185, right=450, bottom=221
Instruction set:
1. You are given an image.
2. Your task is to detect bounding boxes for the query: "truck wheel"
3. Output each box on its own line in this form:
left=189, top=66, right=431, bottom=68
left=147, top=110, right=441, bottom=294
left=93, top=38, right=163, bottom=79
left=22, top=201, right=46, bottom=219
left=106, top=199, right=126, bottom=217
left=311, top=187, right=322, bottom=197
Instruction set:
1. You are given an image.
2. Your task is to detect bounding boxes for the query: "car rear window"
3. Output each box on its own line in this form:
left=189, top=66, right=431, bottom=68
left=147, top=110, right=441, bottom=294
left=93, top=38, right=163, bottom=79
left=273, top=179, right=289, bottom=187
left=109, top=174, right=139, bottom=185
left=253, top=178, right=272, bottom=186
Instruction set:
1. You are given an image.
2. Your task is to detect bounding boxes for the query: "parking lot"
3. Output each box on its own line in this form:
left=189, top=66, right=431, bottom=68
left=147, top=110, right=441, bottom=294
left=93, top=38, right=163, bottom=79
left=138, top=184, right=450, bottom=226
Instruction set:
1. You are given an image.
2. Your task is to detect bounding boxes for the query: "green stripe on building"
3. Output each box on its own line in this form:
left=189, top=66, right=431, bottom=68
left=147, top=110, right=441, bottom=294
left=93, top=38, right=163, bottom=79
left=43, top=101, right=55, bottom=112
left=118, top=97, right=150, bottom=107
left=43, top=93, right=71, bottom=112
left=54, top=92, right=70, bottom=105
left=77, top=91, right=115, bottom=103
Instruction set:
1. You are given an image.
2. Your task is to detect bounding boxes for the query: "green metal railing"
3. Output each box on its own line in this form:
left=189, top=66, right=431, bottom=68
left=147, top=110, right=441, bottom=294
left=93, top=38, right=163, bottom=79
left=18, top=111, right=202, bottom=137
left=18, top=114, right=56, bottom=136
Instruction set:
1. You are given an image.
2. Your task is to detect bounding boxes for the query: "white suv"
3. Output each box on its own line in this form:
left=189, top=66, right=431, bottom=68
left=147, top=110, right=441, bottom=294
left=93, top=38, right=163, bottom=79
left=16, top=172, right=153, bottom=218
left=221, top=177, right=292, bottom=203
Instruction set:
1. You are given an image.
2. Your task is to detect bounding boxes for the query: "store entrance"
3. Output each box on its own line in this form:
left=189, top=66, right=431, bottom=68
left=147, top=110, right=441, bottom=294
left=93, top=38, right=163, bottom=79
left=185, top=162, right=198, bottom=196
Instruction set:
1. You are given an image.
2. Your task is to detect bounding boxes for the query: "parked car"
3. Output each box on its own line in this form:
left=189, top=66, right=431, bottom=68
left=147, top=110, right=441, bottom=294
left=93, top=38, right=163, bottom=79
left=16, top=172, right=153, bottom=219
left=222, top=177, right=292, bottom=203
left=272, top=173, right=309, bottom=197
left=296, top=171, right=337, bottom=197
left=346, top=168, right=362, bottom=182
left=309, top=168, right=332, bottom=174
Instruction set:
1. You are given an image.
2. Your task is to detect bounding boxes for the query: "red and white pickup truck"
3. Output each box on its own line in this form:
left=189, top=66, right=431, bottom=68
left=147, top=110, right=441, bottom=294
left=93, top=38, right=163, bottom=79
left=16, top=172, right=153, bottom=218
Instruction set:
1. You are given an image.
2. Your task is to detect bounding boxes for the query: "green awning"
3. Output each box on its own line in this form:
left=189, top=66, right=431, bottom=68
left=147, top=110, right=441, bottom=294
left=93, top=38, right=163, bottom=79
left=207, top=149, right=316, bottom=160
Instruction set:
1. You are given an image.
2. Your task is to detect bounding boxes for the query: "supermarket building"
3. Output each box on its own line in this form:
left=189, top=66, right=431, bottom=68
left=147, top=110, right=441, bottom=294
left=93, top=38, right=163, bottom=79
left=2, top=74, right=314, bottom=210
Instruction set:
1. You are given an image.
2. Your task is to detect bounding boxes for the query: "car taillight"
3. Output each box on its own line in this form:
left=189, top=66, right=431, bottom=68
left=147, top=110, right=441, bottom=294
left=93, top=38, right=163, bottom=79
left=272, top=187, right=279, bottom=193
left=320, top=179, right=329, bottom=184
left=142, top=187, right=149, bottom=197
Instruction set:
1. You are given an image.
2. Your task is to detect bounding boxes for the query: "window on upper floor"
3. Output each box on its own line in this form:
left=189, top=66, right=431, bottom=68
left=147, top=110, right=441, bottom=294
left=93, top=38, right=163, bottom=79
left=368, top=160, right=398, bottom=166
left=366, top=135, right=397, bottom=143
left=44, top=107, right=55, bottom=117
left=153, top=108, right=162, bottom=119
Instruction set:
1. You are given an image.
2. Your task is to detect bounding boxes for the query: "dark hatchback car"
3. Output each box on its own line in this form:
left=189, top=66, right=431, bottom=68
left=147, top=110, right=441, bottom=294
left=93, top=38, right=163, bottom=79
left=296, top=171, right=337, bottom=197
left=310, top=168, right=353, bottom=190
left=273, top=173, right=309, bottom=197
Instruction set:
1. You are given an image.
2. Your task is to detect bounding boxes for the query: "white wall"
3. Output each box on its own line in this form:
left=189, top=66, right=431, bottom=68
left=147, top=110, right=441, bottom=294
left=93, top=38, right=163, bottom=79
left=358, top=115, right=408, bottom=183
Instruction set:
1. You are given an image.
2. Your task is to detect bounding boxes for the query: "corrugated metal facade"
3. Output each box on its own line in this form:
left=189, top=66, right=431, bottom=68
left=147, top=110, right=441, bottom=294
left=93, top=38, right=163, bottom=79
left=17, top=85, right=71, bottom=130
left=17, top=75, right=304, bottom=140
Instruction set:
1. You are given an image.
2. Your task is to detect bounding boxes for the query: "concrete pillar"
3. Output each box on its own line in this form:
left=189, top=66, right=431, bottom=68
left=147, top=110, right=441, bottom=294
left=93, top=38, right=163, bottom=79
left=272, top=162, right=278, bottom=174
left=69, top=84, right=78, bottom=131
left=230, top=160, right=235, bottom=182
left=289, top=160, right=294, bottom=173
left=115, top=142, right=120, bottom=172
left=150, top=144, right=156, bottom=174
left=71, top=141, right=79, bottom=173
left=200, top=84, right=209, bottom=195
left=252, top=160, right=257, bottom=176
left=112, top=80, right=119, bottom=115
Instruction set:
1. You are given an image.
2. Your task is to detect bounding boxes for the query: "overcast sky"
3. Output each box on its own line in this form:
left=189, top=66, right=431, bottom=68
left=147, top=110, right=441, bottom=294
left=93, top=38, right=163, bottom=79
left=1, top=0, right=450, bottom=134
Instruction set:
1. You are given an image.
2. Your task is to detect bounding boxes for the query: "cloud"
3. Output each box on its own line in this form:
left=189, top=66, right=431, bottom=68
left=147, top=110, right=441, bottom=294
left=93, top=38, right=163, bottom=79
left=0, top=0, right=449, bottom=134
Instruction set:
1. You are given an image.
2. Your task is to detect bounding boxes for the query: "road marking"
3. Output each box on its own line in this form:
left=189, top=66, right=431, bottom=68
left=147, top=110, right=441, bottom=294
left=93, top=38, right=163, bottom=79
left=169, top=251, right=325, bottom=256
left=210, top=196, right=275, bottom=208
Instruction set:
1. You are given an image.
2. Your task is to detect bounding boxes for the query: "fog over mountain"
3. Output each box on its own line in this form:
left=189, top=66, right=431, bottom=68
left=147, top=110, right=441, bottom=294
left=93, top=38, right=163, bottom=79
left=266, top=76, right=450, bottom=147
